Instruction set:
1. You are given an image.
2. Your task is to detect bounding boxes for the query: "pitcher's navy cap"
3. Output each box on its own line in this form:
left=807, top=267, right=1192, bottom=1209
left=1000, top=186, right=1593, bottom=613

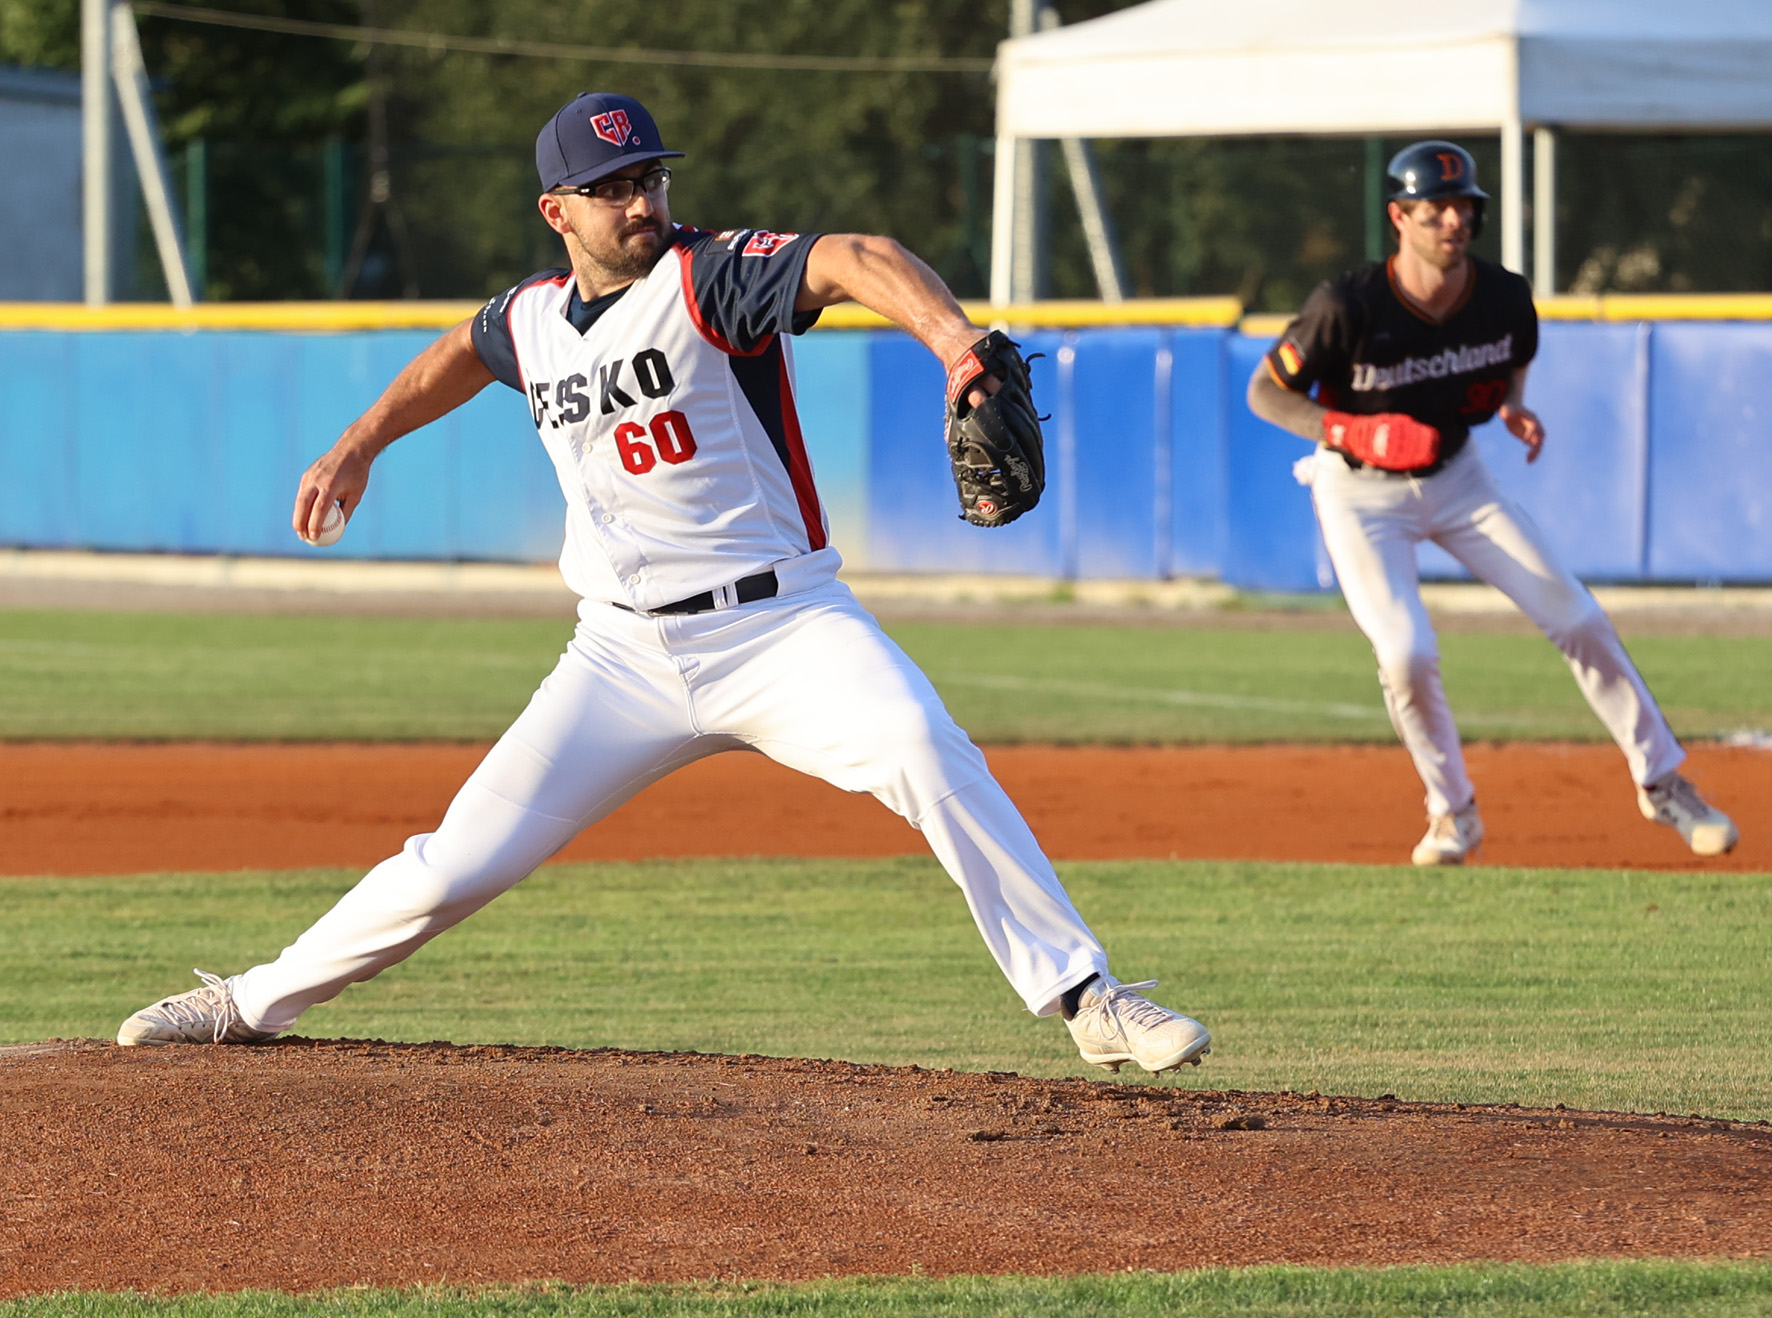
left=536, top=93, right=683, bottom=192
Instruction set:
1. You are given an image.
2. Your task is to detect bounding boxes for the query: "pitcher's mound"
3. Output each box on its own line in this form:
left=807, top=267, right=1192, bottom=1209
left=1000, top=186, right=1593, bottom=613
left=4, top=1039, right=1769, bottom=1295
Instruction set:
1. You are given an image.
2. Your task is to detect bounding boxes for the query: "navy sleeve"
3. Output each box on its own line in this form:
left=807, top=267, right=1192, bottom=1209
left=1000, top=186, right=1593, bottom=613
left=680, top=229, right=823, bottom=355
left=1514, top=277, right=1539, bottom=368
left=470, top=269, right=570, bottom=391
left=1265, top=279, right=1351, bottom=396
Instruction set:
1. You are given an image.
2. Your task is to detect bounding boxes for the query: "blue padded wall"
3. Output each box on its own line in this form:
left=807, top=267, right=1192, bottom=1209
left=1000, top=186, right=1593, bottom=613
left=1222, top=333, right=1322, bottom=591
left=1070, top=329, right=1162, bottom=578
left=0, top=333, right=79, bottom=545
left=1647, top=323, right=1772, bottom=581
left=866, top=330, right=1066, bottom=575
left=1417, top=322, right=1648, bottom=582
left=789, top=331, right=871, bottom=560
left=3, top=318, right=1770, bottom=586
left=0, top=329, right=562, bottom=562
left=1166, top=329, right=1230, bottom=579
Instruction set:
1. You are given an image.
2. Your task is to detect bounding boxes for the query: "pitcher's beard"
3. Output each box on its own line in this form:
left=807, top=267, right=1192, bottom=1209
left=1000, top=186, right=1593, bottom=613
left=574, top=221, right=670, bottom=284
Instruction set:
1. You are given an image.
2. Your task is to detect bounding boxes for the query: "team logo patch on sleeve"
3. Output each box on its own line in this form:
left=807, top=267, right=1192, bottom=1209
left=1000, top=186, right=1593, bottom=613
left=1278, top=341, right=1303, bottom=375
left=741, top=231, right=799, bottom=257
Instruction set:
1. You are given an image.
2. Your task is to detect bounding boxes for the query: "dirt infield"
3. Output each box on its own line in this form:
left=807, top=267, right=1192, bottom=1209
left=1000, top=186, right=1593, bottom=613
left=5, top=740, right=1769, bottom=1295
left=0, top=740, right=1764, bottom=877
left=3, top=1039, right=1770, bottom=1297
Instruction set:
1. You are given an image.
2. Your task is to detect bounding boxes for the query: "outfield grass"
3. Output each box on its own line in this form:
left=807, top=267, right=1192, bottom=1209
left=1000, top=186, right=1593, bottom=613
left=9, top=1261, right=1772, bottom=1316
left=7, top=609, right=1769, bottom=1313
left=9, top=857, right=1771, bottom=1122
left=0, top=608, right=1767, bottom=742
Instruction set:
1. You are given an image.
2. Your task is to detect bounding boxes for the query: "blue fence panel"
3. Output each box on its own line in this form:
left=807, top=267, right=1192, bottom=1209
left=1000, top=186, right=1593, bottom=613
left=215, top=333, right=306, bottom=557
left=866, top=330, right=1064, bottom=575
left=1418, top=321, right=1648, bottom=581
left=298, top=334, right=450, bottom=560
left=788, top=331, right=870, bottom=562
left=1648, top=323, right=1772, bottom=581
left=74, top=333, right=216, bottom=551
left=1222, top=334, right=1323, bottom=591
left=447, top=384, right=567, bottom=563
left=2, top=319, right=1768, bottom=582
left=1070, top=328, right=1163, bottom=579
left=0, top=333, right=79, bottom=546
left=1166, top=328, right=1229, bottom=579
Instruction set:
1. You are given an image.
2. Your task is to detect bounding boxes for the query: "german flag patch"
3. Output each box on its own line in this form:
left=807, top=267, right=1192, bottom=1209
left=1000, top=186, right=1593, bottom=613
left=1277, top=341, right=1303, bottom=375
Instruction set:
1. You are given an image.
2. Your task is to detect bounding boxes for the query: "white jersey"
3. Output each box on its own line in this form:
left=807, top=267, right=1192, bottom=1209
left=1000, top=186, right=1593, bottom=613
left=471, top=226, right=839, bottom=609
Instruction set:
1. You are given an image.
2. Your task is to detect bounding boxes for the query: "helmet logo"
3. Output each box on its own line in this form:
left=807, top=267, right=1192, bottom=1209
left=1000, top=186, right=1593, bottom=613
left=1437, top=152, right=1465, bottom=182
left=590, top=109, right=633, bottom=146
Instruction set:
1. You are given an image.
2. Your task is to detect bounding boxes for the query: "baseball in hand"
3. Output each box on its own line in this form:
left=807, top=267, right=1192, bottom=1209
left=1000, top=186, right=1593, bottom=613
left=307, top=501, right=346, bottom=547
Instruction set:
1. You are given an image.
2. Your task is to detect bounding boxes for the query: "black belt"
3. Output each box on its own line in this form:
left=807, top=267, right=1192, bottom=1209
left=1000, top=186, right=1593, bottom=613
left=615, top=569, right=778, bottom=616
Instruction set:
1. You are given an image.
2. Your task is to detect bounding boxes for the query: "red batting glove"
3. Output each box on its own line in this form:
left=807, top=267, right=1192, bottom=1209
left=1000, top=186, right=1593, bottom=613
left=1321, top=410, right=1442, bottom=472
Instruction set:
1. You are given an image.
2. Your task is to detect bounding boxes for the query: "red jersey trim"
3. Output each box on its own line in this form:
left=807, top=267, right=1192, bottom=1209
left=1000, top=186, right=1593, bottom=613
left=774, top=353, right=827, bottom=552
left=674, top=244, right=771, bottom=359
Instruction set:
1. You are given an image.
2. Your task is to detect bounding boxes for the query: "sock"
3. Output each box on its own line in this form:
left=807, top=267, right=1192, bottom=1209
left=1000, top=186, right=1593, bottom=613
left=1059, top=973, right=1101, bottom=1021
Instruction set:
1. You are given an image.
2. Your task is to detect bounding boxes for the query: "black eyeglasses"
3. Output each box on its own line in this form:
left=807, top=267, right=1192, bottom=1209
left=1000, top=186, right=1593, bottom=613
left=552, top=167, right=671, bottom=206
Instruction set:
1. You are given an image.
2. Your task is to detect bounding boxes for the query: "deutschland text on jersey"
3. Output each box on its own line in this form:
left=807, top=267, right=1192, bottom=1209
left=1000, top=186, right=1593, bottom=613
left=472, top=225, right=836, bottom=609
left=1264, top=256, right=1537, bottom=472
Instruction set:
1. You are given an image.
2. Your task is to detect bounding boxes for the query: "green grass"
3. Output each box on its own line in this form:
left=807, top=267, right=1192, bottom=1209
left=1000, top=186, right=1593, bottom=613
left=10, top=858, right=1772, bottom=1121
left=10, top=1261, right=1772, bottom=1316
left=7, top=608, right=1769, bottom=1313
left=0, top=608, right=1767, bottom=742
left=897, top=624, right=1772, bottom=744
left=0, top=611, right=572, bottom=739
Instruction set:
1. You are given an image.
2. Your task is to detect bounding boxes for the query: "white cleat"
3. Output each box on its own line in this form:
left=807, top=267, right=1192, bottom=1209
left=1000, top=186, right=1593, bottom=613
left=1065, top=975, right=1210, bottom=1075
left=1412, top=801, right=1484, bottom=866
left=116, top=969, right=276, bottom=1047
left=1639, top=773, right=1739, bottom=857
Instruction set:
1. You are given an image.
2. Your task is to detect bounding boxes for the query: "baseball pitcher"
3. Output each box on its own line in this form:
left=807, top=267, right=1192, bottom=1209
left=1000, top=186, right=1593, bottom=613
left=118, top=93, right=1208, bottom=1076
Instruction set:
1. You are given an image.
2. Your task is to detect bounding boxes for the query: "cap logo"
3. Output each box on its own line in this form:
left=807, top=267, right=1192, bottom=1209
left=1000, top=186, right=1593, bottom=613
left=590, top=109, right=634, bottom=146
left=1437, top=152, right=1465, bottom=182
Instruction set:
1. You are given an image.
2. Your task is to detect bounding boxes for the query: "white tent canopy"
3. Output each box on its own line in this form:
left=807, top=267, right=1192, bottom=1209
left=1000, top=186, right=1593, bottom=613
left=991, top=0, right=1772, bottom=298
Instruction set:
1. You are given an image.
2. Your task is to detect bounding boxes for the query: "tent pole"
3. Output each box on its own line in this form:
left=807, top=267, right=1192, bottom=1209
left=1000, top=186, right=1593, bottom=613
left=1532, top=126, right=1556, bottom=297
left=1011, top=137, right=1046, bottom=302
left=1005, top=0, right=1048, bottom=303
left=1363, top=137, right=1386, bottom=262
left=1500, top=116, right=1524, bottom=273
left=111, top=0, right=193, bottom=306
left=1059, top=137, right=1125, bottom=301
left=989, top=129, right=1016, bottom=306
left=81, top=0, right=111, bottom=305
left=991, top=0, right=1045, bottom=307
left=1036, top=6, right=1124, bottom=303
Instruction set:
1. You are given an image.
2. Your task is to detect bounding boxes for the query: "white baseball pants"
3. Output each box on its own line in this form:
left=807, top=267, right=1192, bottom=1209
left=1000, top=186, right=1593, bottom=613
left=1307, top=443, right=1685, bottom=818
left=233, top=580, right=1107, bottom=1033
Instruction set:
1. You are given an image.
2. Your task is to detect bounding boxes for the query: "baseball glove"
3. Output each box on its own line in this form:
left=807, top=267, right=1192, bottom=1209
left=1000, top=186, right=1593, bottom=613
left=945, top=331, right=1045, bottom=527
left=1322, top=409, right=1441, bottom=472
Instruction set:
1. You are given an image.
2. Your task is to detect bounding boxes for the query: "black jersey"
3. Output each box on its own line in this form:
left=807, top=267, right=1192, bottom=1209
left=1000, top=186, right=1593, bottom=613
left=1264, top=256, right=1537, bottom=471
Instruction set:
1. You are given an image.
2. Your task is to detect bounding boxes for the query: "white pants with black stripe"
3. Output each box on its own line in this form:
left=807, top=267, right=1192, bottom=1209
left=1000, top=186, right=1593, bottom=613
left=1306, top=441, right=1685, bottom=819
left=233, top=580, right=1107, bottom=1034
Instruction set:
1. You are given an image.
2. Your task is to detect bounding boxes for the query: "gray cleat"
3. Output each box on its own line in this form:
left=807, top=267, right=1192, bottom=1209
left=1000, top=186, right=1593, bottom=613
left=1640, top=772, right=1739, bottom=857
left=1065, top=975, right=1210, bottom=1075
left=116, top=969, right=276, bottom=1046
